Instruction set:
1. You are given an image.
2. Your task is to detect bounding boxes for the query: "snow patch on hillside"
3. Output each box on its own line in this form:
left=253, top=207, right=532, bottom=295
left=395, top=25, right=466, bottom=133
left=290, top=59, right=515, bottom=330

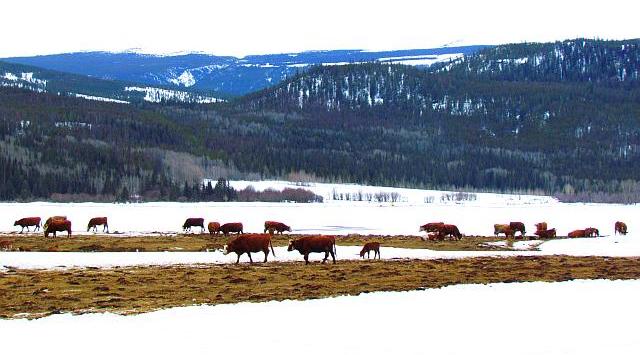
left=73, top=93, right=129, bottom=104
left=168, top=70, right=196, bottom=87
left=124, top=86, right=223, bottom=103
left=1, top=72, right=47, bottom=92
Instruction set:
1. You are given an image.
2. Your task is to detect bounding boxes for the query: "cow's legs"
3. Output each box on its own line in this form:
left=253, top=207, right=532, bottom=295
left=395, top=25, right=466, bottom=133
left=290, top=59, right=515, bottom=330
left=304, top=253, right=310, bottom=265
left=247, top=252, right=253, bottom=263
left=263, top=250, right=268, bottom=263
left=330, top=250, right=336, bottom=264
left=367, top=250, right=371, bottom=259
left=322, top=251, right=328, bottom=263
left=236, top=254, right=241, bottom=264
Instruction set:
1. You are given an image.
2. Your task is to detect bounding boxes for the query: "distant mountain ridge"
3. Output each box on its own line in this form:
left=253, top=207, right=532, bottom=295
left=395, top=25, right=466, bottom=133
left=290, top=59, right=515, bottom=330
left=2, top=46, right=486, bottom=96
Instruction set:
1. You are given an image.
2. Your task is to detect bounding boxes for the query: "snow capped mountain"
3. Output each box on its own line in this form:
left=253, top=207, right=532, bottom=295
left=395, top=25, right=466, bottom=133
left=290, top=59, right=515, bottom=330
left=1, top=46, right=486, bottom=96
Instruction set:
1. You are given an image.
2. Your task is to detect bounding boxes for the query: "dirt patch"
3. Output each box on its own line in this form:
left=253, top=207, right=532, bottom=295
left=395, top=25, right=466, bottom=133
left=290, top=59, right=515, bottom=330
left=1, top=255, right=639, bottom=319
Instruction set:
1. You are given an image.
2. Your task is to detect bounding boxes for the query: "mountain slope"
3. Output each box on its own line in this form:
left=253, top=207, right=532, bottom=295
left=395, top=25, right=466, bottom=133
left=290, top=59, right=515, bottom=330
left=2, top=46, right=485, bottom=96
left=436, top=38, right=640, bottom=84
left=0, top=60, right=224, bottom=104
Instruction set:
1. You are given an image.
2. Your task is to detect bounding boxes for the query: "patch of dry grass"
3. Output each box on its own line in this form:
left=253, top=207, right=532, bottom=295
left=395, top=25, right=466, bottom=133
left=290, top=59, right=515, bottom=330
left=1, top=256, right=639, bottom=319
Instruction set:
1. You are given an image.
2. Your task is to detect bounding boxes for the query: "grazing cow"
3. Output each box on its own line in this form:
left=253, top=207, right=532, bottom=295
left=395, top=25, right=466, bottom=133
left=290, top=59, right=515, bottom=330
left=44, top=219, right=72, bottom=238
left=535, top=222, right=548, bottom=232
left=568, top=229, right=586, bottom=238
left=0, top=240, right=12, bottom=250
left=264, top=221, right=292, bottom=235
left=509, top=222, right=526, bottom=237
left=14, top=217, right=41, bottom=233
left=208, top=222, right=221, bottom=235
left=585, top=227, right=600, bottom=237
left=221, top=222, right=244, bottom=236
left=615, top=221, right=628, bottom=235
left=223, top=234, right=275, bottom=264
left=360, top=242, right=380, bottom=259
left=288, top=236, right=337, bottom=264
left=536, top=228, right=556, bottom=239
left=183, top=218, right=205, bottom=233
left=419, top=222, right=445, bottom=233
left=87, top=217, right=109, bottom=233
left=44, top=216, right=67, bottom=230
left=437, top=224, right=462, bottom=240
left=493, top=224, right=511, bottom=237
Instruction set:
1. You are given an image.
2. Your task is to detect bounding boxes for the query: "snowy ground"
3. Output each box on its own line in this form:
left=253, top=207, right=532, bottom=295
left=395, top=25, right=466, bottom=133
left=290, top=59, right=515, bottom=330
left=1, top=180, right=637, bottom=237
left=1, top=235, right=638, bottom=270
left=1, top=279, right=638, bottom=355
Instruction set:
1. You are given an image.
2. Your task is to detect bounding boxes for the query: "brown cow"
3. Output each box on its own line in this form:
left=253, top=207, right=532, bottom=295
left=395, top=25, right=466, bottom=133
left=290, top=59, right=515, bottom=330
left=615, top=221, right=628, bottom=235
left=44, top=216, right=67, bottom=230
left=87, top=217, right=109, bottom=233
left=494, top=224, right=511, bottom=237
left=208, top=222, right=221, bottom=235
left=360, top=242, right=380, bottom=259
left=0, top=240, right=12, bottom=250
left=535, top=222, right=548, bottom=232
left=437, top=224, right=462, bottom=240
left=568, top=229, right=586, bottom=238
left=223, top=234, right=275, bottom=263
left=509, top=222, right=526, bottom=237
left=14, top=217, right=41, bottom=233
left=536, top=228, right=556, bottom=239
left=419, top=222, right=445, bottom=233
left=44, top=219, right=72, bottom=238
left=264, top=221, right=291, bottom=235
left=585, top=227, right=600, bottom=237
left=288, top=236, right=337, bottom=264
left=221, top=222, right=243, bottom=236
left=183, top=218, right=205, bottom=233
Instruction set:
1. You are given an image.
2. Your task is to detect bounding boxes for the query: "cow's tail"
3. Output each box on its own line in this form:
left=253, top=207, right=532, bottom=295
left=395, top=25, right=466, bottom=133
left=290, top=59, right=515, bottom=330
left=333, top=239, right=337, bottom=258
left=270, top=237, right=275, bottom=258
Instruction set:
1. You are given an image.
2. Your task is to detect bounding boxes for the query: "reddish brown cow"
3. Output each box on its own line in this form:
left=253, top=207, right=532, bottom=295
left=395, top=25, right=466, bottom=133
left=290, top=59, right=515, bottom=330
left=568, top=229, right=586, bottom=238
left=585, top=227, right=600, bottom=237
left=183, top=218, right=205, bottom=233
left=536, top=228, right=556, bottom=239
left=14, top=217, right=41, bottom=233
left=535, top=222, right=548, bottom=232
left=360, top=242, right=380, bottom=259
left=44, top=219, right=72, bottom=238
left=615, top=221, right=628, bottom=235
left=221, top=222, right=244, bottom=236
left=87, top=217, right=109, bottom=233
left=288, top=236, right=336, bottom=264
left=509, top=222, right=526, bottom=237
left=437, top=224, right=462, bottom=240
left=419, top=222, right=445, bottom=233
left=44, top=216, right=67, bottom=230
left=223, top=234, right=275, bottom=263
left=208, top=222, right=221, bottom=235
left=264, top=221, right=291, bottom=235
left=0, top=240, right=12, bottom=250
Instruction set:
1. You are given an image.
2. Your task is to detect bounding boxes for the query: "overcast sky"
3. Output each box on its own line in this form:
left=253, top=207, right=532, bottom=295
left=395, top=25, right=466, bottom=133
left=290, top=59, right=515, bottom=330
left=1, top=0, right=639, bottom=58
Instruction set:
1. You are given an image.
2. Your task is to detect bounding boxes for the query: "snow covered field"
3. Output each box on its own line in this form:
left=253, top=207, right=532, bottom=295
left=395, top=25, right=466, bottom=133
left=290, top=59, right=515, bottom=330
left=2, top=279, right=638, bottom=355
left=1, top=180, right=637, bottom=237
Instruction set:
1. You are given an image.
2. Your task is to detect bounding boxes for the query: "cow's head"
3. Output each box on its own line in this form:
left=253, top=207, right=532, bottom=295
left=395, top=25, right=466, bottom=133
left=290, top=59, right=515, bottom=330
left=359, top=248, right=366, bottom=258
left=287, top=239, right=296, bottom=252
left=13, top=220, right=18, bottom=226
left=284, top=224, right=292, bottom=232
left=419, top=225, right=427, bottom=232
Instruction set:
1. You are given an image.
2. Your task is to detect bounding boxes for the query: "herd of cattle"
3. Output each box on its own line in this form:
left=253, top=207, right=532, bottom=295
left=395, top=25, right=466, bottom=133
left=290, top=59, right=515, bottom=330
left=8, top=215, right=630, bottom=264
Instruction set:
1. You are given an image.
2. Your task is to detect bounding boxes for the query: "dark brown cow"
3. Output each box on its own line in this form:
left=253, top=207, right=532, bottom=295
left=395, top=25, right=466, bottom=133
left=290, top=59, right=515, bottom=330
left=419, top=222, right=445, bottom=233
left=568, top=229, right=586, bottom=238
left=615, top=221, right=628, bottom=235
left=0, top=240, right=12, bottom=250
left=360, top=242, right=380, bottom=259
left=183, top=218, right=205, bottom=233
left=44, top=219, right=72, bottom=238
left=288, top=236, right=336, bottom=264
left=264, top=221, right=291, bottom=235
left=208, top=222, right=221, bottom=235
left=585, top=227, right=600, bottom=237
left=221, top=222, right=244, bottom=236
left=87, top=217, right=109, bottom=233
left=437, top=224, right=462, bottom=240
left=14, top=217, right=41, bottom=233
left=536, top=228, right=556, bottom=239
left=509, top=222, right=526, bottom=237
left=494, top=224, right=511, bottom=237
left=223, top=234, right=275, bottom=263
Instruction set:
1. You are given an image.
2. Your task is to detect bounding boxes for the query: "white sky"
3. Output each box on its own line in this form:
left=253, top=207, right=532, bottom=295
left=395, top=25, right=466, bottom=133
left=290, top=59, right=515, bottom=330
left=1, top=0, right=639, bottom=58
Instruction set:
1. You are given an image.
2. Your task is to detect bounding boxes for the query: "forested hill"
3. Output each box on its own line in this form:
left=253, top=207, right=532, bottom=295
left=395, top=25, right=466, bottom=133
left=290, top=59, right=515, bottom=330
left=435, top=38, right=640, bottom=84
